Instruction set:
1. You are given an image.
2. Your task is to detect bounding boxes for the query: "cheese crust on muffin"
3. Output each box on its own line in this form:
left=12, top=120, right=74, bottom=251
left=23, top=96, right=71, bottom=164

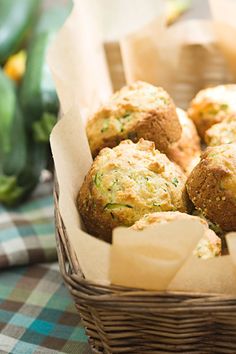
left=186, top=144, right=236, bottom=231
left=205, top=115, right=236, bottom=147
left=87, top=81, right=182, bottom=157
left=78, top=139, right=188, bottom=242
left=188, top=85, right=236, bottom=140
left=132, top=211, right=221, bottom=259
left=167, top=108, right=201, bottom=174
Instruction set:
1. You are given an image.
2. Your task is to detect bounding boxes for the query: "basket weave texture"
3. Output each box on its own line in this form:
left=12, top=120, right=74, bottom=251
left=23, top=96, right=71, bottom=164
left=55, top=188, right=236, bottom=354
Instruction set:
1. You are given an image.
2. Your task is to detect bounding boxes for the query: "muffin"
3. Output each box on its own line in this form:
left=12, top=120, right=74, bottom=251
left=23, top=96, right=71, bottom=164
left=87, top=81, right=182, bottom=157
left=132, top=211, right=221, bottom=259
left=78, top=139, right=188, bottom=242
left=167, top=108, right=201, bottom=174
left=186, top=144, right=236, bottom=231
left=188, top=85, right=236, bottom=140
left=205, top=115, right=236, bottom=147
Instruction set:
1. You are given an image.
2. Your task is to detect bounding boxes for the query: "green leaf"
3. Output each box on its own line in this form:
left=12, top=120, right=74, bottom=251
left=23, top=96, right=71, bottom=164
left=0, top=175, right=24, bottom=206
left=33, top=112, right=57, bottom=143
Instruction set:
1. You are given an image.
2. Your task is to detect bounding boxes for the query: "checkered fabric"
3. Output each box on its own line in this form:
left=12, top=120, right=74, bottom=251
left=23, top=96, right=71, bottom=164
left=0, top=262, right=91, bottom=354
left=0, top=182, right=57, bottom=269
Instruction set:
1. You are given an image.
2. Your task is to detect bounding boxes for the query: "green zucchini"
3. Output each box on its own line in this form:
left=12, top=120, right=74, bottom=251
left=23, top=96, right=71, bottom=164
left=0, top=0, right=40, bottom=64
left=0, top=69, right=26, bottom=176
left=0, top=69, right=47, bottom=206
left=0, top=135, right=47, bottom=207
left=20, top=31, right=59, bottom=127
left=19, top=3, right=72, bottom=130
left=16, top=139, right=47, bottom=203
left=0, top=145, right=47, bottom=207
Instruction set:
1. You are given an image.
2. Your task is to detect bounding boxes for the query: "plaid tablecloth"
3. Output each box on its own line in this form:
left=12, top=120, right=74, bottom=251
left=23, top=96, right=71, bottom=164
left=0, top=182, right=57, bottom=269
left=0, top=263, right=91, bottom=354
left=0, top=183, right=91, bottom=353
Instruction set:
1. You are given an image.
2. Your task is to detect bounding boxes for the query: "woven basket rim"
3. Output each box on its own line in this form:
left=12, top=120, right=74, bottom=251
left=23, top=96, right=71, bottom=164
left=54, top=185, right=236, bottom=301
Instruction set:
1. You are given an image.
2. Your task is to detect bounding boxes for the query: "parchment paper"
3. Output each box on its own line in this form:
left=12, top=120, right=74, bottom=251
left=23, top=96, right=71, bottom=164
left=121, top=18, right=235, bottom=109
left=48, top=0, right=112, bottom=120
left=210, top=0, right=236, bottom=79
left=49, top=0, right=236, bottom=294
left=110, top=221, right=203, bottom=291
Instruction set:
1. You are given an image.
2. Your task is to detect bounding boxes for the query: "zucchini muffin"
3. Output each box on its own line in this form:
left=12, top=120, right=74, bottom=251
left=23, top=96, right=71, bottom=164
left=188, top=85, right=236, bottom=140
left=78, top=139, right=188, bottom=242
left=186, top=144, right=236, bottom=231
left=167, top=108, right=201, bottom=174
left=87, top=81, right=182, bottom=157
left=205, top=115, right=236, bottom=147
left=132, top=211, right=221, bottom=259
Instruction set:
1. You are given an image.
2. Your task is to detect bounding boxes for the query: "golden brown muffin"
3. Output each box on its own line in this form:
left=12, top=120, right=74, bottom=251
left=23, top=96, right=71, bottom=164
left=186, top=144, right=236, bottom=231
left=188, top=85, right=236, bottom=140
left=78, top=139, right=188, bottom=242
left=132, top=211, right=221, bottom=259
left=205, top=115, right=236, bottom=147
left=167, top=108, right=201, bottom=174
left=87, top=81, right=182, bottom=157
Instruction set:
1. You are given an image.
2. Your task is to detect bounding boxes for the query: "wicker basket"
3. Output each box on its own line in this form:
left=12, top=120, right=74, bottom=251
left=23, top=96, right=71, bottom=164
left=54, top=186, right=236, bottom=354
left=53, top=24, right=236, bottom=353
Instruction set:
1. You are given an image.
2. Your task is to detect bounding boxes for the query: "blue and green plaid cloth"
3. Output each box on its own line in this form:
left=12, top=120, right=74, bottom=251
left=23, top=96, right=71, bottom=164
left=0, top=182, right=56, bottom=269
left=0, top=182, right=91, bottom=353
